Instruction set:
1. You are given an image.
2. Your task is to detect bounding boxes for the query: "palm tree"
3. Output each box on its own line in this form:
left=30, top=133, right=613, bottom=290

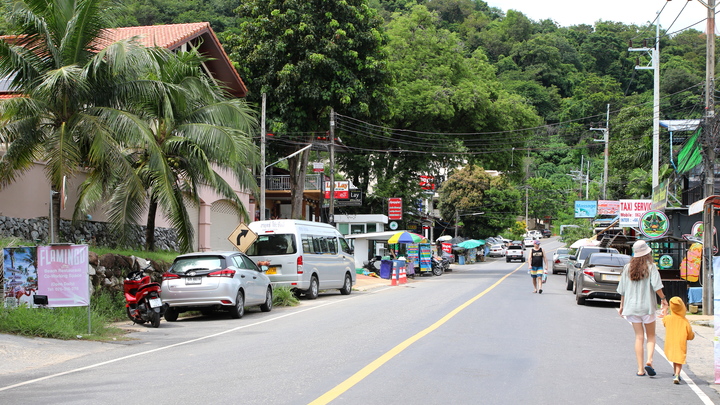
left=0, top=0, right=156, bottom=240
left=76, top=47, right=260, bottom=252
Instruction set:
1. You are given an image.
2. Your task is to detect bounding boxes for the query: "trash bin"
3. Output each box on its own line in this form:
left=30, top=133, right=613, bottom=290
left=380, top=260, right=393, bottom=279
left=458, top=255, right=465, bottom=265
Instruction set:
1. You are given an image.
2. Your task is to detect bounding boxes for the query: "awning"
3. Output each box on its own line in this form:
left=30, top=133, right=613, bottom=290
left=688, top=195, right=720, bottom=215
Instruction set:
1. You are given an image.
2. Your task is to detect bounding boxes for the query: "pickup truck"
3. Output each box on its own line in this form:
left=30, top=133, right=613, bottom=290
left=505, top=244, right=526, bottom=262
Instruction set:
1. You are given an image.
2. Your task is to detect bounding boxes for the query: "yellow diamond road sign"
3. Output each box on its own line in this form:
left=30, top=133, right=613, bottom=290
left=228, top=223, right=257, bottom=252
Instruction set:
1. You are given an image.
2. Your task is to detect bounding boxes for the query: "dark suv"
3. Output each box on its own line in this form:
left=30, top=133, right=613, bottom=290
left=541, top=229, right=551, bottom=238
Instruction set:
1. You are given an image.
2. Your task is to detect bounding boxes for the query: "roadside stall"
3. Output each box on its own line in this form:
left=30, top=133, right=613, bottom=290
left=387, top=231, right=429, bottom=277
left=457, top=239, right=485, bottom=264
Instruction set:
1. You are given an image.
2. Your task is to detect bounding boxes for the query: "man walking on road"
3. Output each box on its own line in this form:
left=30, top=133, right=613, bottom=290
left=528, top=240, right=547, bottom=294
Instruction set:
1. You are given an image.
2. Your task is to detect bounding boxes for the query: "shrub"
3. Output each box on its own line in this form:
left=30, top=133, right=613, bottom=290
left=272, top=286, right=300, bottom=307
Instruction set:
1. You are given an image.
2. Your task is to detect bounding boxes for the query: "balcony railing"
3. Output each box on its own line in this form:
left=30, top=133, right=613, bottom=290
left=259, top=174, right=323, bottom=191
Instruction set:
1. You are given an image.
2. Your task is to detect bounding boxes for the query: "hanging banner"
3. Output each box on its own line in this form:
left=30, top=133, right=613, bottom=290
left=312, top=162, right=324, bottom=173
left=388, top=198, right=403, bottom=220
left=651, top=180, right=668, bottom=211
left=37, top=245, right=90, bottom=307
left=619, top=199, right=652, bottom=227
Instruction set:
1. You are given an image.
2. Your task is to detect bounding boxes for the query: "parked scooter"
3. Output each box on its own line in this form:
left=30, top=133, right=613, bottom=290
left=362, top=256, right=382, bottom=275
left=124, top=262, right=166, bottom=328
left=431, top=255, right=450, bottom=276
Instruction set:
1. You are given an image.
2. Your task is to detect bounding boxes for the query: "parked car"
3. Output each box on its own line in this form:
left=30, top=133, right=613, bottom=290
left=552, top=253, right=570, bottom=274
left=541, top=229, right=552, bottom=238
left=574, top=252, right=631, bottom=305
left=505, top=244, right=525, bottom=262
left=552, top=247, right=570, bottom=264
left=523, top=237, right=535, bottom=247
left=161, top=251, right=273, bottom=321
left=488, top=244, right=506, bottom=257
left=496, top=235, right=511, bottom=245
left=565, top=246, right=619, bottom=291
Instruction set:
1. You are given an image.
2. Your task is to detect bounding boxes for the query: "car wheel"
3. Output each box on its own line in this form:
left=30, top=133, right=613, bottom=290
left=576, top=292, right=586, bottom=305
left=150, top=310, right=161, bottom=328
left=565, top=274, right=573, bottom=291
left=339, top=273, right=352, bottom=295
left=260, top=287, right=273, bottom=312
left=229, top=290, right=245, bottom=319
left=305, top=276, right=319, bottom=300
left=164, top=306, right=179, bottom=322
left=506, top=257, right=510, bottom=263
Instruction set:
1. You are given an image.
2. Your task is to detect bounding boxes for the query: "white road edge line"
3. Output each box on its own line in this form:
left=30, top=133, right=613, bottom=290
left=0, top=289, right=384, bottom=392
left=655, top=345, right=715, bottom=404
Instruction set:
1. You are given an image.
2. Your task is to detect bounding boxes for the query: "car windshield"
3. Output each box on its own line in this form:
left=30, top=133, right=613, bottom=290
left=171, top=256, right=223, bottom=274
left=578, top=248, right=617, bottom=260
left=588, top=254, right=629, bottom=267
left=246, top=234, right=298, bottom=255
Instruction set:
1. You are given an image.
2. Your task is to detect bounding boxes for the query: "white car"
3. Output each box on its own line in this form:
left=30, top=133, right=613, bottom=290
left=488, top=244, right=506, bottom=257
left=524, top=238, right=535, bottom=247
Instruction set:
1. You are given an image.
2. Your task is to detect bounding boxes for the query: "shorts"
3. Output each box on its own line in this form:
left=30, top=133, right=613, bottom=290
left=529, top=266, right=543, bottom=277
left=624, top=314, right=656, bottom=324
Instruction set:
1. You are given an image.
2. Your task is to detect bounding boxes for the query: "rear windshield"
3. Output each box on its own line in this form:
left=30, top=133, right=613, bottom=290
left=588, top=254, right=629, bottom=267
left=578, top=248, right=617, bottom=260
left=507, top=246, right=523, bottom=250
left=171, top=256, right=224, bottom=274
left=246, top=234, right=297, bottom=256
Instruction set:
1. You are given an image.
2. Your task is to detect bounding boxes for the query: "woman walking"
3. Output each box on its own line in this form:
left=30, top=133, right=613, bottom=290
left=617, top=240, right=668, bottom=376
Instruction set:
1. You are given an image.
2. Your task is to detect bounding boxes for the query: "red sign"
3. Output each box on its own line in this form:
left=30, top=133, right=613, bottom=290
left=388, top=198, right=403, bottom=220
left=441, top=242, right=452, bottom=254
left=419, top=175, right=435, bottom=191
left=324, top=181, right=349, bottom=199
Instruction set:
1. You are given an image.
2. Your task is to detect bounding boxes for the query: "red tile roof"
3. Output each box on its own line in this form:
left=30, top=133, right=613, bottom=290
left=2, top=23, right=247, bottom=98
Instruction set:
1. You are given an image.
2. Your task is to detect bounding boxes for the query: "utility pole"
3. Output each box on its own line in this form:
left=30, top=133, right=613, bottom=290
left=329, top=109, right=336, bottom=225
left=525, top=148, right=529, bottom=229
left=590, top=104, right=610, bottom=199
left=701, top=0, right=716, bottom=316
left=629, top=23, right=660, bottom=188
left=260, top=93, right=266, bottom=221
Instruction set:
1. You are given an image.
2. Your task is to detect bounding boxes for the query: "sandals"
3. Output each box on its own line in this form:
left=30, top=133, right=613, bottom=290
left=644, top=366, right=656, bottom=376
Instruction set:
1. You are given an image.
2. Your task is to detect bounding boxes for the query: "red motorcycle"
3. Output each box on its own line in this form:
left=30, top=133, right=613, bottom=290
left=124, top=264, right=166, bottom=328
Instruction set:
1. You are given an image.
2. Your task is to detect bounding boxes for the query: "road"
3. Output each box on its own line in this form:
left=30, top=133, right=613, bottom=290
left=0, top=238, right=718, bottom=404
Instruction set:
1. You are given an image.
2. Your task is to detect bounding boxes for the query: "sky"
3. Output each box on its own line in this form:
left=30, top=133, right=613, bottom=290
left=484, top=0, right=714, bottom=34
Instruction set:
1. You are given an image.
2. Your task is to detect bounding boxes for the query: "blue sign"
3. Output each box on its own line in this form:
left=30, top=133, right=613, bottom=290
left=575, top=200, right=598, bottom=218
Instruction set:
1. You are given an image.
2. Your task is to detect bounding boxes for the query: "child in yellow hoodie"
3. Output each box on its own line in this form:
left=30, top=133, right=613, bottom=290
left=662, top=296, right=695, bottom=384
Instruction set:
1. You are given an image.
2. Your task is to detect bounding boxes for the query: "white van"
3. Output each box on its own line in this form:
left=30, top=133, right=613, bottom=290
left=245, top=220, right=356, bottom=299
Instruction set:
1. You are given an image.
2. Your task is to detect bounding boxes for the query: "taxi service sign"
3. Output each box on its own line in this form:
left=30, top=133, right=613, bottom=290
left=228, top=223, right=258, bottom=252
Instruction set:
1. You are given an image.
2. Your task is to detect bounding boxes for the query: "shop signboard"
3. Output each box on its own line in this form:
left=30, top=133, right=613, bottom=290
left=388, top=198, right=403, bottom=220
left=324, top=181, right=349, bottom=199
left=37, top=245, right=90, bottom=307
left=597, top=200, right=620, bottom=216
left=639, top=210, right=669, bottom=239
left=574, top=200, right=597, bottom=218
left=619, top=199, right=652, bottom=227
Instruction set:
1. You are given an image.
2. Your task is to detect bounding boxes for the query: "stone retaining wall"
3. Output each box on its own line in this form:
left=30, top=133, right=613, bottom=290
left=0, top=216, right=179, bottom=251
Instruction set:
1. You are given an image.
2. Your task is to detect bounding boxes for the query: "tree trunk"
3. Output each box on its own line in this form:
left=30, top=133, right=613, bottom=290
left=145, top=198, right=158, bottom=251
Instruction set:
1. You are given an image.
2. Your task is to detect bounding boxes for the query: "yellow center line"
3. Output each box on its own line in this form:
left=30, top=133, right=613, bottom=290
left=309, top=266, right=521, bottom=405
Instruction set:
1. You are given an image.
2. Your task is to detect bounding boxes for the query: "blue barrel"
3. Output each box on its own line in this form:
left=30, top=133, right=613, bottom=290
left=380, top=260, right=393, bottom=279
left=458, top=255, right=466, bottom=265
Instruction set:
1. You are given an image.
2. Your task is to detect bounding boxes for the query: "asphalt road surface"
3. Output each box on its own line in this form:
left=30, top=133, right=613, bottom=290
left=1, top=238, right=718, bottom=404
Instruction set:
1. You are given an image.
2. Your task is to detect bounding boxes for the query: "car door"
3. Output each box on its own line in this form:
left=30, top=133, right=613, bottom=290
left=232, top=254, right=262, bottom=304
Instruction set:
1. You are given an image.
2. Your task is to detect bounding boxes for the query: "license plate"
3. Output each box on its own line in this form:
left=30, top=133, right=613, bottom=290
left=266, top=267, right=277, bottom=275
left=186, top=277, right=201, bottom=285
left=149, top=298, right=162, bottom=308
left=604, top=274, right=620, bottom=281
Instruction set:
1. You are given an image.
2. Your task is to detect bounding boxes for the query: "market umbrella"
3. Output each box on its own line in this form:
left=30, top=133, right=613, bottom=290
left=457, top=239, right=485, bottom=249
left=436, top=235, right=453, bottom=242
left=388, top=231, right=428, bottom=244
left=569, top=237, right=600, bottom=249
